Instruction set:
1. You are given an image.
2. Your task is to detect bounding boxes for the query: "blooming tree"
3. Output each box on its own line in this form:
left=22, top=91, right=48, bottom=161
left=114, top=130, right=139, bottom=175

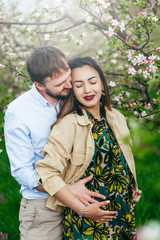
left=0, top=0, right=160, bottom=142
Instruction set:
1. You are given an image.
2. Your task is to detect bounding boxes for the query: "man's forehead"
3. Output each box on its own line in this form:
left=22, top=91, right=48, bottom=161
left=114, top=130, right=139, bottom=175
left=53, top=67, right=70, bottom=78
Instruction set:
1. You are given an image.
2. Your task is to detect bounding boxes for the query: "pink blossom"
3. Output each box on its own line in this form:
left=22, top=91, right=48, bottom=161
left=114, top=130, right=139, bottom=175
left=0, top=63, right=5, bottom=68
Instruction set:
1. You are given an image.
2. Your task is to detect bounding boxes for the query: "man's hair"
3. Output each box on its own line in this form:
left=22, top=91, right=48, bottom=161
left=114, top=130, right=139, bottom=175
left=26, top=46, right=69, bottom=84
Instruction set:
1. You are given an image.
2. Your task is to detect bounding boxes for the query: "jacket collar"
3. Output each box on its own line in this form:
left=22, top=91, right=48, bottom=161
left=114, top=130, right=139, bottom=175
left=76, top=107, right=114, bottom=126
left=76, top=108, right=93, bottom=126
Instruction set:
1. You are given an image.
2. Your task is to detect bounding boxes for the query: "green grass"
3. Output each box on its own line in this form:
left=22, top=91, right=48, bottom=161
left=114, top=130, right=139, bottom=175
left=0, top=127, right=160, bottom=239
left=0, top=138, right=21, bottom=240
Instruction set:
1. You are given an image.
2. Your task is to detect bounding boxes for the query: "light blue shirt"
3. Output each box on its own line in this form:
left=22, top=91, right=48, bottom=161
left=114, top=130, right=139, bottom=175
left=4, top=84, right=60, bottom=199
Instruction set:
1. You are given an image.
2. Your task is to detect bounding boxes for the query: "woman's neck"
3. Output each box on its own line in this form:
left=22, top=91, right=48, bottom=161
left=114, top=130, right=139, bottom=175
left=84, top=105, right=101, bottom=121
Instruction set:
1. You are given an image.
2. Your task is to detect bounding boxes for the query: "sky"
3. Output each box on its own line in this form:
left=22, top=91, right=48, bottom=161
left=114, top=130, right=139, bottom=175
left=3, top=0, right=72, bottom=15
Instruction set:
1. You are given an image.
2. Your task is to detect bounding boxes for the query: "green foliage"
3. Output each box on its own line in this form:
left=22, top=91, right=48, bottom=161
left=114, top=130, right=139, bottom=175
left=0, top=138, right=21, bottom=240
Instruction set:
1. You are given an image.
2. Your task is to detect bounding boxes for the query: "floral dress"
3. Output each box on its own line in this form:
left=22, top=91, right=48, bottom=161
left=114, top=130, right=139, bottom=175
left=63, top=110, right=136, bottom=240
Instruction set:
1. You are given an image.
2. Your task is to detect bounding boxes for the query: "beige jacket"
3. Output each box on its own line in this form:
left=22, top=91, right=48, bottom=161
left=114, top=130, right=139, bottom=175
left=36, top=107, right=138, bottom=211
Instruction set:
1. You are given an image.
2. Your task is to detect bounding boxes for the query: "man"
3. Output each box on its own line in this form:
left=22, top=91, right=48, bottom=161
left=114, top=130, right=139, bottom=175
left=4, top=46, right=107, bottom=240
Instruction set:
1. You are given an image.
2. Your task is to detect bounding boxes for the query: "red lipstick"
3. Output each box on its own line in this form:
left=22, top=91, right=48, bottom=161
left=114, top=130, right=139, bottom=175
left=84, top=95, right=95, bottom=101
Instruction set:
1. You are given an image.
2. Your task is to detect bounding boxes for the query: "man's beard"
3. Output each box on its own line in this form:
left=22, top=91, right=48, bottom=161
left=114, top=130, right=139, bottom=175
left=45, top=88, right=70, bottom=100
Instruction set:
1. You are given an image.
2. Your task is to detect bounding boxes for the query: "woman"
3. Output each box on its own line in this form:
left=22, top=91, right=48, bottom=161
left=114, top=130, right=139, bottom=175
left=36, top=57, right=141, bottom=240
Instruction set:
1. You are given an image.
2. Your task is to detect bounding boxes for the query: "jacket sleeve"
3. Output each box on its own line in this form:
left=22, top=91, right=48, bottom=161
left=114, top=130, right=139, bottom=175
left=35, top=115, right=76, bottom=196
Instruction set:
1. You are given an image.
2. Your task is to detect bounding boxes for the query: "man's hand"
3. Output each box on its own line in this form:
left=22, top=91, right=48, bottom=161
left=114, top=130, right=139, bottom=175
left=133, top=189, right=142, bottom=206
left=67, top=175, right=106, bottom=205
left=35, top=185, right=48, bottom=193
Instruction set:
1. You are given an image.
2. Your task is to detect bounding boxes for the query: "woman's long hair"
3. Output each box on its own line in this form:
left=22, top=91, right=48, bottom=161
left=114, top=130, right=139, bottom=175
left=53, top=57, right=111, bottom=127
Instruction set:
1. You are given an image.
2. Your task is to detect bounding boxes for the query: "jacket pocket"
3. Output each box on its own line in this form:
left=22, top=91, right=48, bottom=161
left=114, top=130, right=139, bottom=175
left=70, top=152, right=85, bottom=165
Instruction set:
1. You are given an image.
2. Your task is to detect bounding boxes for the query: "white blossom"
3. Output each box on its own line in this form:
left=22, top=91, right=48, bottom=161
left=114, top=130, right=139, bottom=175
left=148, top=64, right=157, bottom=73
left=34, top=9, right=42, bottom=18
left=81, top=32, right=87, bottom=38
left=148, top=54, right=158, bottom=62
left=152, top=16, right=159, bottom=22
left=102, top=13, right=112, bottom=21
left=110, top=59, right=117, bottom=64
left=97, top=0, right=111, bottom=9
left=128, top=67, right=137, bottom=76
left=0, top=149, right=3, bottom=154
left=14, top=15, right=23, bottom=23
left=8, top=88, right=12, bottom=93
left=141, top=111, right=147, bottom=117
left=106, top=26, right=115, bottom=37
left=7, top=52, right=16, bottom=58
left=131, top=58, right=138, bottom=66
left=131, top=53, right=147, bottom=66
left=111, top=19, right=119, bottom=27
left=120, top=22, right=125, bottom=32
left=133, top=111, right=139, bottom=116
left=109, top=81, right=116, bottom=87
left=84, top=15, right=93, bottom=23
left=143, top=70, right=150, bottom=79
left=127, top=50, right=135, bottom=61
left=75, top=40, right=84, bottom=46
left=136, top=53, right=147, bottom=65
left=113, top=53, right=118, bottom=58
left=43, top=3, right=50, bottom=9
left=113, top=96, right=119, bottom=101
left=44, top=34, right=50, bottom=41
left=126, top=91, right=130, bottom=97
left=97, top=49, right=103, bottom=55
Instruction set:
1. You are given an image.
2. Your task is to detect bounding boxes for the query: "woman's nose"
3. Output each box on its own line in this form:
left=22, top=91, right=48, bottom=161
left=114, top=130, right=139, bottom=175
left=84, top=84, right=91, bottom=93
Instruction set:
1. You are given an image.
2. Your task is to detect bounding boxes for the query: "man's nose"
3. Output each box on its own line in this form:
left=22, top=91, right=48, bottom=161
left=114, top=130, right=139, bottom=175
left=65, top=79, right=72, bottom=89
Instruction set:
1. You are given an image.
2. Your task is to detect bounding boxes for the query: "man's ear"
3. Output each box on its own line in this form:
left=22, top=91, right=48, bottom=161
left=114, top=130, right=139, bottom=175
left=34, top=82, right=44, bottom=91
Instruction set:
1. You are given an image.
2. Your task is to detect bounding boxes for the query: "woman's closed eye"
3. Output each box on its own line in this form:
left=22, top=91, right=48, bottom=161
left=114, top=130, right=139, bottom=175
left=90, top=81, right=97, bottom=84
left=75, top=84, right=83, bottom=88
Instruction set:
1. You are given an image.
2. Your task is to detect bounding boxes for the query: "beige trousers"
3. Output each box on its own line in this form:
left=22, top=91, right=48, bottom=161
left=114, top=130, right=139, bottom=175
left=19, top=198, right=63, bottom=240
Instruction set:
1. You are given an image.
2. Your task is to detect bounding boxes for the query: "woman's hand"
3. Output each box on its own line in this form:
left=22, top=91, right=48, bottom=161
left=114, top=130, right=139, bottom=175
left=82, top=200, right=118, bottom=223
left=133, top=189, right=142, bottom=206
left=54, top=185, right=117, bottom=223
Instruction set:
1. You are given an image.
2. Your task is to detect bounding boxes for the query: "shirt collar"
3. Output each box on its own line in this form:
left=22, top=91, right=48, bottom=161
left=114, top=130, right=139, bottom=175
left=30, top=83, right=60, bottom=110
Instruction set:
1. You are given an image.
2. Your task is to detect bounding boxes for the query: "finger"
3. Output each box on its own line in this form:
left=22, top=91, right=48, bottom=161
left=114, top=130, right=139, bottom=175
left=88, top=190, right=106, bottom=200
left=80, top=175, right=93, bottom=184
left=100, top=209, right=118, bottom=217
left=88, top=198, right=99, bottom=204
left=95, top=200, right=110, bottom=208
left=95, top=215, right=117, bottom=222
left=138, top=190, right=142, bottom=195
left=76, top=196, right=89, bottom=205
